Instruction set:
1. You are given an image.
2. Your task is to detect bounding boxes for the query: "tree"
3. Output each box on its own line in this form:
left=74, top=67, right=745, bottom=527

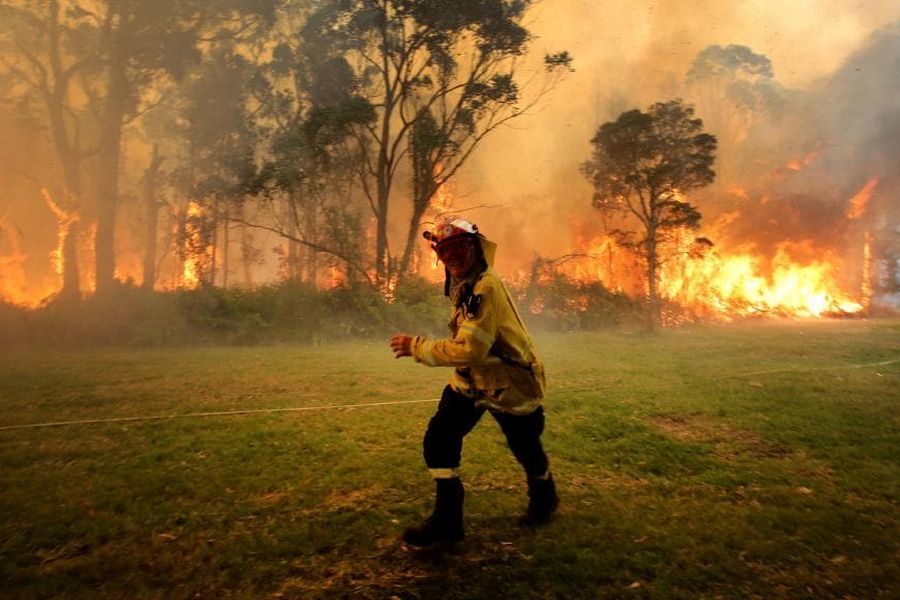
left=249, top=22, right=376, bottom=287
left=77, top=0, right=279, bottom=295
left=174, top=43, right=262, bottom=287
left=1, top=0, right=281, bottom=297
left=685, top=44, right=784, bottom=184
left=303, top=0, right=571, bottom=287
left=139, top=144, right=165, bottom=290
left=583, top=99, right=717, bottom=330
left=0, top=0, right=98, bottom=301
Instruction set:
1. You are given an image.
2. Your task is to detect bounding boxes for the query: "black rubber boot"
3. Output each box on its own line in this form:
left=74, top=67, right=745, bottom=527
left=520, top=473, right=559, bottom=527
left=402, top=478, right=464, bottom=547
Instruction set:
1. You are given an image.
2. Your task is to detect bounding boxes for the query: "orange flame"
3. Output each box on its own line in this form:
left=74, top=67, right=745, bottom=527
left=417, top=163, right=455, bottom=284
left=42, top=189, right=78, bottom=278
left=861, top=233, right=873, bottom=308
left=182, top=202, right=204, bottom=289
left=0, top=220, right=31, bottom=304
left=785, top=149, right=820, bottom=172
left=845, top=178, right=879, bottom=220
left=660, top=246, right=862, bottom=318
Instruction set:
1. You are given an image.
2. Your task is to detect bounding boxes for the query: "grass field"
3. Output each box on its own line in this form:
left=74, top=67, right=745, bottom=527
left=1, top=319, right=898, bottom=599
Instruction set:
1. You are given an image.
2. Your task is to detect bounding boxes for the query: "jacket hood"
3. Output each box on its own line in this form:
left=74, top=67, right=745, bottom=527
left=476, top=234, right=497, bottom=267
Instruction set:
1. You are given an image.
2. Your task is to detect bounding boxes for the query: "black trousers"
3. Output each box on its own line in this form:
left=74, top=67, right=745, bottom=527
left=423, top=385, right=549, bottom=478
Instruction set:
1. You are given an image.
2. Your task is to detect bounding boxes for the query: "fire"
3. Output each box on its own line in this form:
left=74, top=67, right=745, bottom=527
left=329, top=264, right=345, bottom=289
left=417, top=163, right=456, bottom=285
left=660, top=246, right=863, bottom=318
left=845, top=178, right=879, bottom=220
left=549, top=228, right=864, bottom=321
left=0, top=220, right=30, bottom=304
left=861, top=233, right=873, bottom=307
left=42, top=189, right=78, bottom=278
left=785, top=150, right=819, bottom=171
left=181, top=201, right=205, bottom=289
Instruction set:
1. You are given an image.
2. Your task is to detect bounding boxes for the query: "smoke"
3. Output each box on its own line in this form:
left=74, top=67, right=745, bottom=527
left=460, top=0, right=900, bottom=282
left=2, top=1, right=899, bottom=305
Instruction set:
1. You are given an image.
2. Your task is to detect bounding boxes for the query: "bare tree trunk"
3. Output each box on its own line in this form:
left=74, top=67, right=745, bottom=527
left=375, top=174, right=390, bottom=286
left=44, top=0, right=82, bottom=301
left=176, top=209, right=188, bottom=287
left=304, top=192, right=318, bottom=289
left=646, top=234, right=659, bottom=332
left=399, top=202, right=429, bottom=278
left=606, top=242, right=615, bottom=290
left=239, top=202, right=254, bottom=287
left=284, top=190, right=300, bottom=281
left=209, top=200, right=218, bottom=286
left=60, top=215, right=80, bottom=300
left=374, top=62, right=395, bottom=287
left=43, top=189, right=81, bottom=302
left=222, top=209, right=229, bottom=289
left=95, top=57, right=128, bottom=296
left=141, top=145, right=164, bottom=290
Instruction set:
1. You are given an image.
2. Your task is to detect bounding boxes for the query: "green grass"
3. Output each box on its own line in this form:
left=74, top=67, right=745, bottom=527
left=1, top=318, right=898, bottom=599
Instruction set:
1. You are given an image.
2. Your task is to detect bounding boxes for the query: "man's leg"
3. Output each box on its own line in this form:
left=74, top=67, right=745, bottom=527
left=492, top=406, right=559, bottom=526
left=403, top=385, right=484, bottom=546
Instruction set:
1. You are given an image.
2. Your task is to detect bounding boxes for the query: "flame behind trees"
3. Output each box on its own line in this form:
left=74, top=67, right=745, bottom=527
left=685, top=44, right=786, bottom=187
left=0, top=1, right=570, bottom=302
left=0, top=0, right=93, bottom=301
left=583, top=99, right=717, bottom=330
left=250, top=27, right=376, bottom=288
left=0, top=0, right=279, bottom=301
left=301, top=0, right=571, bottom=289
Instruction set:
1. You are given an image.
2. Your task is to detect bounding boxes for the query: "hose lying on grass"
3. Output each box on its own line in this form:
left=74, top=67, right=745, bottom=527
left=1, top=357, right=897, bottom=432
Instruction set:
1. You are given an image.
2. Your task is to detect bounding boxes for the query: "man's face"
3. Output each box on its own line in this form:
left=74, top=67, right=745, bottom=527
left=435, top=236, right=477, bottom=278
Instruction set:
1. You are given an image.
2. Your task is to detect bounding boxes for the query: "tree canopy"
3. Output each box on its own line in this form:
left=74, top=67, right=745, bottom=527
left=583, top=99, right=716, bottom=329
left=301, top=0, right=570, bottom=286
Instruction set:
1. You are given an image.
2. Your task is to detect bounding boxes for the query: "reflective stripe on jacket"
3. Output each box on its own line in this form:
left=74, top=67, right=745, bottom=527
left=411, top=267, right=546, bottom=415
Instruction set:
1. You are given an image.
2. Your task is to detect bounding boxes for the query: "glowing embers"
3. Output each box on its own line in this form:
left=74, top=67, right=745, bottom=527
left=417, top=163, right=457, bottom=285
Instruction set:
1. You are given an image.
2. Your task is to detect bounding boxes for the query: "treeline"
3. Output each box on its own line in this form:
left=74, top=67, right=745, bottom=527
left=0, top=0, right=571, bottom=301
left=0, top=278, right=641, bottom=346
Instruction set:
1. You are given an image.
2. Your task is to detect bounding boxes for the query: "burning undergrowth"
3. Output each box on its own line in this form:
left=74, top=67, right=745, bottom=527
left=0, top=281, right=449, bottom=347
left=543, top=23, right=900, bottom=323
left=1, top=12, right=898, bottom=330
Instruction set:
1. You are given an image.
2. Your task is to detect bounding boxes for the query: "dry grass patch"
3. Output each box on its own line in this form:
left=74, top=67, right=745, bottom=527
left=649, top=414, right=793, bottom=461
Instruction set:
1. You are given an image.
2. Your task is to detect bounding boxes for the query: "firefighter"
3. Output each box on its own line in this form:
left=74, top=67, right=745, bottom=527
left=390, top=216, right=558, bottom=547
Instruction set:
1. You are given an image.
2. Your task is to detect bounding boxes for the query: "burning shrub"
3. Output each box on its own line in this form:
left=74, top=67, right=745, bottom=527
left=520, top=275, right=643, bottom=332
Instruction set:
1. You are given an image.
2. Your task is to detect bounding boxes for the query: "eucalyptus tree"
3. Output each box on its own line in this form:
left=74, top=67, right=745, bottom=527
left=583, top=100, right=717, bottom=330
left=0, top=0, right=95, bottom=300
left=247, top=3, right=377, bottom=287
left=0, top=0, right=280, bottom=296
left=685, top=44, right=785, bottom=184
left=248, top=2, right=400, bottom=287
left=302, top=0, right=571, bottom=286
left=172, top=43, right=263, bottom=287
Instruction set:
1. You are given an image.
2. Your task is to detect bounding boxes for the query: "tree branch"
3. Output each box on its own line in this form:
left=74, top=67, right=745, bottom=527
left=229, top=216, right=374, bottom=287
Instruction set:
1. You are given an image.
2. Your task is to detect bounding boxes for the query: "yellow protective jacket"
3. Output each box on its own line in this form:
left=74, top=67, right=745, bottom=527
left=411, top=256, right=546, bottom=415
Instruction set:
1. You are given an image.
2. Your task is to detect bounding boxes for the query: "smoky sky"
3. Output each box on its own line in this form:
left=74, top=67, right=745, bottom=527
left=463, top=0, right=900, bottom=272
left=2, top=0, right=899, bottom=294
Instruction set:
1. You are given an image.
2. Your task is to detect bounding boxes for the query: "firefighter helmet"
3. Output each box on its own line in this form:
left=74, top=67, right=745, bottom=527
left=423, top=216, right=478, bottom=246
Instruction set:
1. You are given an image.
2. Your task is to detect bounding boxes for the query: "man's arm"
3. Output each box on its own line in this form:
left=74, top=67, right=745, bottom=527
left=410, top=280, right=499, bottom=367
